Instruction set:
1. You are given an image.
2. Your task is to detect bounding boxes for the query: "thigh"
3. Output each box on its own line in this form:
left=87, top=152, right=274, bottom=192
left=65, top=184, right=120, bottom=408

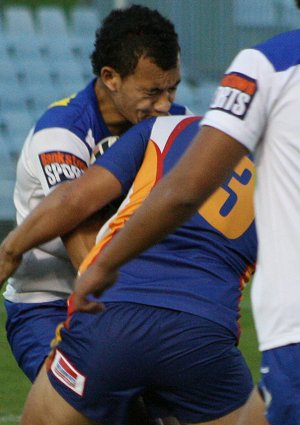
left=258, top=344, right=300, bottom=425
left=236, top=387, right=269, bottom=425
left=5, top=299, right=68, bottom=381
left=21, top=365, right=98, bottom=425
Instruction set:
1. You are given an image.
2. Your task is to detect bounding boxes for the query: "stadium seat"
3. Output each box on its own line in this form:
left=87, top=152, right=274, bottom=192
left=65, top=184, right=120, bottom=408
left=194, top=80, right=218, bottom=114
left=36, top=6, right=69, bottom=36
left=233, top=0, right=276, bottom=27
left=0, top=82, right=29, bottom=114
left=23, top=82, right=62, bottom=119
left=0, top=135, right=16, bottom=181
left=17, top=57, right=52, bottom=85
left=3, top=6, right=36, bottom=35
left=0, top=57, right=20, bottom=85
left=280, top=0, right=300, bottom=28
left=4, top=34, right=43, bottom=62
left=69, top=35, right=94, bottom=62
left=175, top=81, right=196, bottom=110
left=49, top=58, right=85, bottom=89
left=40, top=37, right=74, bottom=62
left=0, top=111, right=34, bottom=160
left=71, top=7, right=100, bottom=40
left=0, top=178, right=16, bottom=221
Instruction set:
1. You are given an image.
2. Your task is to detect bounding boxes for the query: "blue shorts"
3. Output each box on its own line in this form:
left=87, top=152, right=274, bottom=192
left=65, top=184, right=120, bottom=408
left=258, top=343, right=300, bottom=425
left=48, top=302, right=253, bottom=424
left=5, top=299, right=68, bottom=382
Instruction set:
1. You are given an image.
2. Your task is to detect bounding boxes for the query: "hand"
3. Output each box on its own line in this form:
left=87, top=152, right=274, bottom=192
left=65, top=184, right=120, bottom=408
left=0, top=242, right=22, bottom=289
left=73, top=261, right=119, bottom=313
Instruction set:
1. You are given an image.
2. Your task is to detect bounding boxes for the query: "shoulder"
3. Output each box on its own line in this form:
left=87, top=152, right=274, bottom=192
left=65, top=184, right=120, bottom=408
left=34, top=80, right=98, bottom=134
left=253, top=29, right=300, bottom=72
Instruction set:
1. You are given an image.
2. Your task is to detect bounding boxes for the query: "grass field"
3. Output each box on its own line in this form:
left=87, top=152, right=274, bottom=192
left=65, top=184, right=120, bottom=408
left=0, top=284, right=260, bottom=425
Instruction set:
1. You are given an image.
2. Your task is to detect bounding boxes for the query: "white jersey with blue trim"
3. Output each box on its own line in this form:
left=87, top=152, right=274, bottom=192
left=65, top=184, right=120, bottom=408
left=202, top=29, right=300, bottom=351
left=4, top=79, right=190, bottom=303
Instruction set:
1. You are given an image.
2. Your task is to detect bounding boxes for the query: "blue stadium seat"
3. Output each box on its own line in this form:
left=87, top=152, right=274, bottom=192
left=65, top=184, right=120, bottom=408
left=71, top=7, right=100, bottom=40
left=3, top=6, right=36, bottom=35
left=280, top=0, right=300, bottom=28
left=233, top=0, right=276, bottom=27
left=49, top=58, right=85, bottom=89
left=0, top=82, right=29, bottom=114
left=17, top=57, right=52, bottom=85
left=69, top=35, right=93, bottom=61
left=175, top=81, right=195, bottom=110
left=23, top=82, right=62, bottom=119
left=194, top=80, right=218, bottom=115
left=0, top=178, right=16, bottom=221
left=36, top=6, right=69, bottom=36
left=0, top=57, right=20, bottom=85
left=0, top=111, right=34, bottom=160
left=40, top=37, right=75, bottom=62
left=4, top=34, right=43, bottom=62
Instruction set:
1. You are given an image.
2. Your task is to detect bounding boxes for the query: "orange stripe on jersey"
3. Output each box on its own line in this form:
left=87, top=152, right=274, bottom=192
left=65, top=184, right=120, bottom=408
left=79, top=140, right=161, bottom=274
left=79, top=116, right=202, bottom=274
left=221, top=73, right=257, bottom=96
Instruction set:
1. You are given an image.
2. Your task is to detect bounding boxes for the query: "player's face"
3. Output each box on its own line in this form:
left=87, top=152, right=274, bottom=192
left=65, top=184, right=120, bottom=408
left=113, top=56, right=181, bottom=124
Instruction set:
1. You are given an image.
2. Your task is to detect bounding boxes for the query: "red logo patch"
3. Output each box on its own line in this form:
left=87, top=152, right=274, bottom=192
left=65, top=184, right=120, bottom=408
left=50, top=349, right=86, bottom=396
left=39, top=151, right=88, bottom=188
left=210, top=72, right=257, bottom=119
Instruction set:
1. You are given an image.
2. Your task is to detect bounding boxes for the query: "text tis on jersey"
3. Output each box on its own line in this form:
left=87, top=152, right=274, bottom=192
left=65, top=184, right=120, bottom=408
left=210, top=72, right=257, bottom=119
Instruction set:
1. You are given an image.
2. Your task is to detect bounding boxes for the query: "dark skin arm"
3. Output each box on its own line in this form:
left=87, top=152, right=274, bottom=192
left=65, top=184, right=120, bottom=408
left=0, top=165, right=122, bottom=286
left=72, top=126, right=250, bottom=312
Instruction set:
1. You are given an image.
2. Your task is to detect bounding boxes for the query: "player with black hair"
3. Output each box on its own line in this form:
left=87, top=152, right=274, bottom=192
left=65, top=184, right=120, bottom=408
left=2, top=4, right=189, bottom=389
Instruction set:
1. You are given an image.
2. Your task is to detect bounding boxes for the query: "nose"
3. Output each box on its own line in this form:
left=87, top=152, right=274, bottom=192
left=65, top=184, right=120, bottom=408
left=153, top=91, right=174, bottom=114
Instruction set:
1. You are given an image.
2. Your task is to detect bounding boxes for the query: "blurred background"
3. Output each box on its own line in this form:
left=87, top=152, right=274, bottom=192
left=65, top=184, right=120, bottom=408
left=0, top=0, right=300, bottom=229
left=0, top=1, right=298, bottom=423
left=0, top=0, right=299, bottom=229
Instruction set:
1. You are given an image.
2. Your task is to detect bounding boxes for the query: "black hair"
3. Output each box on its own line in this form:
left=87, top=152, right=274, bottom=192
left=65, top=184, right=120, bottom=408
left=296, top=0, right=300, bottom=8
left=91, top=4, right=180, bottom=78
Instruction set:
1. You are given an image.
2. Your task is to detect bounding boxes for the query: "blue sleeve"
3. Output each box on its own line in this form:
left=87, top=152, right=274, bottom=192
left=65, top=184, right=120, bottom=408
left=94, top=118, right=155, bottom=194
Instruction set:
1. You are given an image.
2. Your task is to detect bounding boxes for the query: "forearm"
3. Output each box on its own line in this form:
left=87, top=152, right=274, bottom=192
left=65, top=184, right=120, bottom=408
left=1, top=182, right=93, bottom=258
left=1, top=166, right=122, bottom=260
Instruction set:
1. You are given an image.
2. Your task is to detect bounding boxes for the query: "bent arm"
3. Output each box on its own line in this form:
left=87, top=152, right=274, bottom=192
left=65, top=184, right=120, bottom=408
left=0, top=165, right=122, bottom=286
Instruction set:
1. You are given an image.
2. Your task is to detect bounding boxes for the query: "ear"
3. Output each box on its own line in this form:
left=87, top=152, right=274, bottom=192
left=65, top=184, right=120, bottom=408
left=100, top=66, right=121, bottom=92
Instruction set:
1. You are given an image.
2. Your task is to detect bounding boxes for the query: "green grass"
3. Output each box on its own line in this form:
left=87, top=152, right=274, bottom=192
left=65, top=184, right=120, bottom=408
left=239, top=283, right=261, bottom=383
left=0, top=292, right=31, bottom=425
left=0, top=285, right=260, bottom=424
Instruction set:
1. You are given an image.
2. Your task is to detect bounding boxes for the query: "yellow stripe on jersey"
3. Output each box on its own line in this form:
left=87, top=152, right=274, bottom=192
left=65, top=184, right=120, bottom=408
left=79, top=140, right=160, bottom=274
left=49, top=94, right=76, bottom=108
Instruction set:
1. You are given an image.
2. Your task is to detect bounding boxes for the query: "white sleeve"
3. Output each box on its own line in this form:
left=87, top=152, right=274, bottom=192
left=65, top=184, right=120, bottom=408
left=202, top=48, right=274, bottom=152
left=27, top=127, right=92, bottom=195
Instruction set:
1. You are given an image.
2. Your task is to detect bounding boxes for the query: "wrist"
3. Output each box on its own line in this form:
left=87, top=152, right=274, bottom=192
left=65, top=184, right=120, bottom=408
left=1, top=231, right=24, bottom=260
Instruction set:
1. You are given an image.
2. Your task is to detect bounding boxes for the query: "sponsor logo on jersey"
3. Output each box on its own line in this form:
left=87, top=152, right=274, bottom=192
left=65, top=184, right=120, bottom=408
left=90, top=136, right=119, bottom=164
left=210, top=72, right=257, bottom=119
left=50, top=349, right=86, bottom=396
left=39, top=151, right=88, bottom=188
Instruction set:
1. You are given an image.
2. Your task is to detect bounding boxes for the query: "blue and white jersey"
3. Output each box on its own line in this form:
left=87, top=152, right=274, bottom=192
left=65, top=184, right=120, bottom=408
left=80, top=115, right=257, bottom=339
left=202, top=30, right=300, bottom=350
left=4, top=79, right=190, bottom=303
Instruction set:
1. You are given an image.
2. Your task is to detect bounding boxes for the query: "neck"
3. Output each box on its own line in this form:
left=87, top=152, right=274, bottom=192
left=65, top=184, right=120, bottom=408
left=94, top=79, right=131, bottom=136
